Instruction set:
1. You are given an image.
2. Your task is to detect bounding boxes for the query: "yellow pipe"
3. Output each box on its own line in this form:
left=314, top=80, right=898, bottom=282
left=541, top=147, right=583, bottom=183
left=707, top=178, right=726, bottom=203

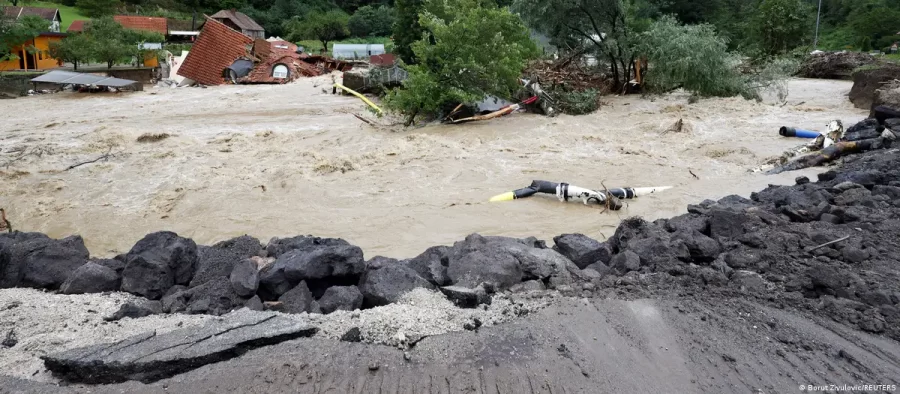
left=334, top=83, right=383, bottom=115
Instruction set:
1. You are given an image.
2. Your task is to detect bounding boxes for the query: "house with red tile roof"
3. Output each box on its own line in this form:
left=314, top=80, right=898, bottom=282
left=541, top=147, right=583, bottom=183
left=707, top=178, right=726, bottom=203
left=113, top=15, right=168, bottom=36
left=210, top=9, right=264, bottom=39
left=177, top=17, right=253, bottom=85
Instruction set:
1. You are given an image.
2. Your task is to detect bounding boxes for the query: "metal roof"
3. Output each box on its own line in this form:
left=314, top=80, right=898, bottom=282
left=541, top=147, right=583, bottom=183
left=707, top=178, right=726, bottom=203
left=30, top=70, right=139, bottom=88
left=332, top=44, right=385, bottom=59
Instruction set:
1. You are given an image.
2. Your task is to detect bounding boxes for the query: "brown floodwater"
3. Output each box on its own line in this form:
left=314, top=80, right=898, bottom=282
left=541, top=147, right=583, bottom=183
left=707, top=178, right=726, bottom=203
left=0, top=77, right=867, bottom=258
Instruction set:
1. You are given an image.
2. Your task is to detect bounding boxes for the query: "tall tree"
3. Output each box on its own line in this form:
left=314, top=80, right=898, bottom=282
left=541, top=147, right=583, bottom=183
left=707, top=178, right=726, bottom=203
left=48, top=34, right=94, bottom=70
left=288, top=10, right=350, bottom=50
left=514, top=0, right=659, bottom=89
left=1, top=15, right=44, bottom=65
left=385, top=0, right=538, bottom=122
left=753, top=0, right=813, bottom=55
left=393, top=0, right=423, bottom=63
left=348, top=5, right=394, bottom=37
left=86, top=17, right=131, bottom=68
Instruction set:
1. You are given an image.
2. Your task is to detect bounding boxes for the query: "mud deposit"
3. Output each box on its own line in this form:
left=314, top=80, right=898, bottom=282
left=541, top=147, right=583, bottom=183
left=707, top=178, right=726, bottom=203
left=0, top=78, right=866, bottom=258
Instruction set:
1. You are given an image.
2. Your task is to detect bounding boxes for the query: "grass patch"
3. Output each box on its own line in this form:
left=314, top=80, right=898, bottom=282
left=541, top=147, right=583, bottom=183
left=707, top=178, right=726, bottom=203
left=296, top=37, right=394, bottom=55
left=1, top=0, right=90, bottom=30
left=886, top=54, right=900, bottom=63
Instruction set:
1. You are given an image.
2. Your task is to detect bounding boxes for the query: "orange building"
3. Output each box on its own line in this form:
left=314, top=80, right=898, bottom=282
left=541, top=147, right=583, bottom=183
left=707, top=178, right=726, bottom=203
left=0, top=32, right=66, bottom=71
left=0, top=6, right=65, bottom=71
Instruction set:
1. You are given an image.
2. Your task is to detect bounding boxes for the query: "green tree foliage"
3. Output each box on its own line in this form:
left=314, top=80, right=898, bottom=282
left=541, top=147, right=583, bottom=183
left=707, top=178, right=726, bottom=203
left=86, top=17, right=132, bottom=68
left=640, top=16, right=797, bottom=101
left=348, top=5, right=394, bottom=37
left=847, top=3, right=900, bottom=51
left=392, top=0, right=423, bottom=63
left=0, top=15, right=44, bottom=64
left=48, top=34, right=94, bottom=70
left=385, top=0, right=538, bottom=122
left=753, top=0, right=812, bottom=55
left=286, top=10, right=350, bottom=49
left=514, top=0, right=659, bottom=89
left=77, top=0, right=122, bottom=18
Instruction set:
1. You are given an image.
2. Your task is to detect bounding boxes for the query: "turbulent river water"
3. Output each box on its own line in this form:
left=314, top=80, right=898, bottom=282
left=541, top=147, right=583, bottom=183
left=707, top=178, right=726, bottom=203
left=0, top=77, right=867, bottom=258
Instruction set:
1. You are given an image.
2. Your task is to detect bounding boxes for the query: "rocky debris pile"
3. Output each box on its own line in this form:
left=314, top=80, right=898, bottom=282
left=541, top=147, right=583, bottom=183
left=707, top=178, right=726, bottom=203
left=43, top=310, right=317, bottom=384
left=582, top=148, right=900, bottom=341
left=1, top=228, right=589, bottom=321
left=799, top=51, right=878, bottom=80
left=872, top=80, right=900, bottom=117
left=849, top=63, right=900, bottom=110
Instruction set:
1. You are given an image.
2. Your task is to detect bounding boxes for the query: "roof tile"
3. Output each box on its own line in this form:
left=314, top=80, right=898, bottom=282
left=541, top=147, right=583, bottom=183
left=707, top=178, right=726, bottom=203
left=113, top=15, right=168, bottom=35
left=177, top=17, right=253, bottom=85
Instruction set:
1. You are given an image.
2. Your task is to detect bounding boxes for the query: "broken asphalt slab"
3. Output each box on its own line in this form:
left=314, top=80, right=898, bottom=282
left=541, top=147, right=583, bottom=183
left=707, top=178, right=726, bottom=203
left=41, top=310, right=317, bottom=384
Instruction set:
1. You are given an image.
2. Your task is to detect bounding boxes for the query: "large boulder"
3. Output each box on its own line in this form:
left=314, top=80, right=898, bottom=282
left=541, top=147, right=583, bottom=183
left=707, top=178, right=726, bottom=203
left=1, top=234, right=89, bottom=289
left=406, top=246, right=451, bottom=286
left=278, top=281, right=314, bottom=314
left=317, top=285, right=363, bottom=314
left=229, top=259, right=259, bottom=298
left=161, top=277, right=244, bottom=316
left=264, top=236, right=350, bottom=258
left=60, top=262, right=120, bottom=294
left=258, top=243, right=364, bottom=300
left=121, top=232, right=198, bottom=300
left=800, top=51, right=877, bottom=80
left=212, top=235, right=265, bottom=258
left=189, top=246, right=244, bottom=288
left=553, top=233, right=611, bottom=269
left=872, top=80, right=900, bottom=118
left=358, top=256, right=435, bottom=307
left=445, top=234, right=524, bottom=289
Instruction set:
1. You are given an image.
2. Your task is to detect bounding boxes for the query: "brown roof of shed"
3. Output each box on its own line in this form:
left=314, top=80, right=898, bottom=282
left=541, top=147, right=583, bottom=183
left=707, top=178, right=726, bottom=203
left=209, top=9, right=264, bottom=32
left=67, top=20, right=87, bottom=32
left=114, top=15, right=168, bottom=35
left=2, top=6, right=60, bottom=21
left=177, top=17, right=254, bottom=85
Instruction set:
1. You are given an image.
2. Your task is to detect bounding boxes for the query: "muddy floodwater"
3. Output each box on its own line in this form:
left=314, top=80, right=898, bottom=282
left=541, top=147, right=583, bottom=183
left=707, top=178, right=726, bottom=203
left=0, top=77, right=867, bottom=258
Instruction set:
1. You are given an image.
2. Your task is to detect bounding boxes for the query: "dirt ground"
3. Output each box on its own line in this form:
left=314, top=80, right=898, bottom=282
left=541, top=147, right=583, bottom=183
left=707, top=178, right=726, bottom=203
left=0, top=77, right=866, bottom=259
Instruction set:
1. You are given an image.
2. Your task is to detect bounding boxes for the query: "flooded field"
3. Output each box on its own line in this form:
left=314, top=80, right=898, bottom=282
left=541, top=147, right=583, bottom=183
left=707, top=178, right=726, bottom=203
left=0, top=77, right=868, bottom=258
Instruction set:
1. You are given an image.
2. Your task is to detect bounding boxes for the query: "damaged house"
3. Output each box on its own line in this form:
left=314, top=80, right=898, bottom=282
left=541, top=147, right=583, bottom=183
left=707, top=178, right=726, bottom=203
left=177, top=18, right=349, bottom=86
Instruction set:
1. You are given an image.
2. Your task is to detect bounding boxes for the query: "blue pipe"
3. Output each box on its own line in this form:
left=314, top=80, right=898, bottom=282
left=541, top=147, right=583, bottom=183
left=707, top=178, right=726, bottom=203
left=779, top=126, right=821, bottom=139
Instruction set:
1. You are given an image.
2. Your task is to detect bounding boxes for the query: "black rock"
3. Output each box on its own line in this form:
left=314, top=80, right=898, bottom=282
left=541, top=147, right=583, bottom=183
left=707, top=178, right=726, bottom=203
left=406, top=246, right=451, bottom=286
left=445, top=234, right=525, bottom=290
left=190, top=246, right=244, bottom=288
left=278, top=281, right=314, bottom=314
left=105, top=300, right=162, bottom=321
left=584, top=262, right=613, bottom=277
left=60, top=262, right=120, bottom=294
left=161, top=285, right=189, bottom=313
left=258, top=244, right=364, bottom=300
left=264, top=236, right=350, bottom=258
left=795, top=176, right=810, bottom=185
left=121, top=232, right=199, bottom=300
left=2, top=329, right=17, bottom=348
left=359, top=257, right=435, bottom=307
left=731, top=271, right=767, bottom=293
left=212, top=235, right=265, bottom=258
left=709, top=210, right=751, bottom=239
left=861, top=290, right=893, bottom=307
left=724, top=251, right=761, bottom=269
left=44, top=313, right=317, bottom=384
left=665, top=214, right=710, bottom=235
left=673, top=231, right=721, bottom=263
left=439, top=285, right=492, bottom=308
left=340, top=327, right=362, bottom=342
left=809, top=267, right=849, bottom=292
left=244, top=295, right=264, bottom=311
left=317, top=285, right=363, bottom=314
left=610, top=251, right=641, bottom=274
left=167, top=277, right=245, bottom=316
left=509, top=280, right=546, bottom=293
left=2, top=235, right=89, bottom=290
left=229, top=259, right=259, bottom=298
left=841, top=247, right=869, bottom=263
left=819, top=213, right=842, bottom=224
left=552, top=234, right=610, bottom=268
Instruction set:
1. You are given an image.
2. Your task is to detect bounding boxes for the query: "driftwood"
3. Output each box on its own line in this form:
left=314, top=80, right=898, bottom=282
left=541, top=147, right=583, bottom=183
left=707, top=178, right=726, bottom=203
left=767, top=137, right=891, bottom=174
left=451, top=104, right=520, bottom=124
left=64, top=148, right=112, bottom=171
left=807, top=236, right=850, bottom=252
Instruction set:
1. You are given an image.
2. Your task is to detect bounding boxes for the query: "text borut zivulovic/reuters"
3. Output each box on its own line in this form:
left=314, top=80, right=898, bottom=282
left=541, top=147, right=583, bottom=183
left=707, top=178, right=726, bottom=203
left=800, top=384, right=898, bottom=392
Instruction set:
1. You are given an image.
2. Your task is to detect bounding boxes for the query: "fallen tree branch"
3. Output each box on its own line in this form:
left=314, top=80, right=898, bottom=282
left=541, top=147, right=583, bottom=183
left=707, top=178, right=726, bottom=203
left=807, top=235, right=850, bottom=252
left=767, top=137, right=891, bottom=174
left=352, top=113, right=376, bottom=127
left=64, top=148, right=112, bottom=171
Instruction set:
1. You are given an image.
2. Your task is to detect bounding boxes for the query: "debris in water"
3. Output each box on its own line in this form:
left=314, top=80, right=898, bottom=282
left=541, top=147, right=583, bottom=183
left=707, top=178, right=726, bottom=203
left=489, top=180, right=671, bottom=211
left=137, top=133, right=171, bottom=143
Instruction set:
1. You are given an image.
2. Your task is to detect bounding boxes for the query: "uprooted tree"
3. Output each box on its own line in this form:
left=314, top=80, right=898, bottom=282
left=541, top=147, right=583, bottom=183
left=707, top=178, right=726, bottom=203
left=514, top=0, right=657, bottom=91
left=384, top=0, right=538, bottom=124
